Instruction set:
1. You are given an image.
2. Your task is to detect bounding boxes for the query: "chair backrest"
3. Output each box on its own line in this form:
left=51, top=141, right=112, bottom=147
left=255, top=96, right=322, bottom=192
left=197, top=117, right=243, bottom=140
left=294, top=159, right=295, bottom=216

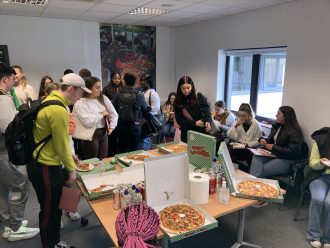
left=291, top=141, right=310, bottom=191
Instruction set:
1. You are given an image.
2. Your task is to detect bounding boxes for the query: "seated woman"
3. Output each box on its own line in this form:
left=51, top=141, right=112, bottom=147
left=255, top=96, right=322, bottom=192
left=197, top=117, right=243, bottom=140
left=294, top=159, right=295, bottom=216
left=161, top=92, right=176, bottom=142
left=212, top=100, right=235, bottom=135
left=307, top=127, right=330, bottom=248
left=116, top=204, right=160, bottom=248
left=174, top=76, right=212, bottom=143
left=227, top=103, right=262, bottom=165
left=250, top=106, right=304, bottom=178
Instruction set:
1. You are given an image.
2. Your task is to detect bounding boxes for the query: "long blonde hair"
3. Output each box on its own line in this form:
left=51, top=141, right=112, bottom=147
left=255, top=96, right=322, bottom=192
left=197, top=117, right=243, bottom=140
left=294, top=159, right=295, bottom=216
left=12, top=65, right=28, bottom=88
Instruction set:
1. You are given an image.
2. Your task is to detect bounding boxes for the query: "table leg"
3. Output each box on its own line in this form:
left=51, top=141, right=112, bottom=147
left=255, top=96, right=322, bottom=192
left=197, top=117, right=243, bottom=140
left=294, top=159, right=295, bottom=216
left=231, top=208, right=261, bottom=248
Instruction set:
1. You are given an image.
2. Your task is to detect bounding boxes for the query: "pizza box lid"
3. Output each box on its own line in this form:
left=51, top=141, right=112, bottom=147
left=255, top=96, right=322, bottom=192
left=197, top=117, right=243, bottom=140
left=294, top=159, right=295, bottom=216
left=144, top=154, right=218, bottom=242
left=157, top=141, right=187, bottom=154
left=114, top=150, right=154, bottom=166
left=218, top=142, right=284, bottom=203
left=80, top=164, right=145, bottom=200
left=187, top=130, right=216, bottom=169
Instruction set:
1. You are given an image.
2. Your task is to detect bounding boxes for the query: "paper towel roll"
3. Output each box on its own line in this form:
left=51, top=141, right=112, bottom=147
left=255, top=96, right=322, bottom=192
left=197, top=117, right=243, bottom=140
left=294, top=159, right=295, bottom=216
left=189, top=172, right=210, bottom=204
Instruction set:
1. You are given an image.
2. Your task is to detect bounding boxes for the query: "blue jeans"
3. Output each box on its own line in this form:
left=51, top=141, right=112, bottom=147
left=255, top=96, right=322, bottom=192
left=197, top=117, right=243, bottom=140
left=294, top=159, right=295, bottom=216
left=250, top=155, right=292, bottom=178
left=307, top=174, right=330, bottom=242
left=138, top=137, right=152, bottom=151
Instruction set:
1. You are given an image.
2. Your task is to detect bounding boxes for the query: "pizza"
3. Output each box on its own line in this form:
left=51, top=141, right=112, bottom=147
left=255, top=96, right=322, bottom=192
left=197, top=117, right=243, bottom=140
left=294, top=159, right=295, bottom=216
left=159, top=204, right=205, bottom=234
left=90, top=184, right=108, bottom=193
left=163, top=144, right=187, bottom=153
left=237, top=181, right=279, bottom=198
left=125, top=154, right=150, bottom=161
left=76, top=163, right=92, bottom=172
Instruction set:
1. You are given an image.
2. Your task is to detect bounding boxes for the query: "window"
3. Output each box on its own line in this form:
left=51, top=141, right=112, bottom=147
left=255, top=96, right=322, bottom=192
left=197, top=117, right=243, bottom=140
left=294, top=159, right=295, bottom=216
left=223, top=47, right=287, bottom=119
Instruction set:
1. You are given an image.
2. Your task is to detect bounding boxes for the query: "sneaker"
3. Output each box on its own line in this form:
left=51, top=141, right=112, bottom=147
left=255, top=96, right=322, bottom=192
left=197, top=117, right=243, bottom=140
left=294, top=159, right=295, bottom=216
left=251, top=201, right=269, bottom=208
left=7, top=225, right=39, bottom=242
left=3, top=220, right=28, bottom=239
left=324, top=241, right=330, bottom=248
left=310, top=239, right=321, bottom=248
left=60, top=221, right=64, bottom=229
left=54, top=240, right=76, bottom=248
left=65, top=212, right=80, bottom=221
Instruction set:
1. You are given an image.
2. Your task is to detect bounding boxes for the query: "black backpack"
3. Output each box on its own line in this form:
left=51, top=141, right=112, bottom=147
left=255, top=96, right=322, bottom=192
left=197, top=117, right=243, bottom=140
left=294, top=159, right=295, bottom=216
left=117, top=92, right=138, bottom=122
left=5, top=99, right=65, bottom=165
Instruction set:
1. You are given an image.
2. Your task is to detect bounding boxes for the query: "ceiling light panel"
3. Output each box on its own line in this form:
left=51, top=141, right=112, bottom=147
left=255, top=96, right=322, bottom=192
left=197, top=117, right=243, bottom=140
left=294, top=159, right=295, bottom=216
left=128, top=7, right=170, bottom=16
left=1, top=0, right=48, bottom=5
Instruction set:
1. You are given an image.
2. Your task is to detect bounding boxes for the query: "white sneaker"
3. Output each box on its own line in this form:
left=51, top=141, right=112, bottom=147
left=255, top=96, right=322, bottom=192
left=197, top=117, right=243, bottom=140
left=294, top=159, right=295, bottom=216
left=310, top=239, right=321, bottom=248
left=3, top=220, right=28, bottom=239
left=7, top=225, right=39, bottom=242
left=65, top=212, right=80, bottom=221
left=60, top=221, right=64, bottom=229
left=54, top=240, right=76, bottom=248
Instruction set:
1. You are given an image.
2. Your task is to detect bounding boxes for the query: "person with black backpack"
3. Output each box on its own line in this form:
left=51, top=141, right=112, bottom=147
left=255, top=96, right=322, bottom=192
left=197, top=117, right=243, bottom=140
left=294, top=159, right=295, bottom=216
left=27, top=73, right=91, bottom=248
left=0, top=63, right=40, bottom=242
left=113, top=73, right=150, bottom=153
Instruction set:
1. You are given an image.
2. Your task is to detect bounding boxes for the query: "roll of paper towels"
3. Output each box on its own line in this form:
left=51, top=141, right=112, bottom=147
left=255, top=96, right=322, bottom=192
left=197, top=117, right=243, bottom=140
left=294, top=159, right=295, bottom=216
left=189, top=173, right=210, bottom=204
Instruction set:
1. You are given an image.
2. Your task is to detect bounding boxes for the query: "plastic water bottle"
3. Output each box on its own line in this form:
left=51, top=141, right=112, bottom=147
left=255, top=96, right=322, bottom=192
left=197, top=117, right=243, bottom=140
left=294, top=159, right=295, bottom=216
left=218, top=178, right=230, bottom=204
left=124, top=190, right=132, bottom=208
left=134, top=188, right=143, bottom=205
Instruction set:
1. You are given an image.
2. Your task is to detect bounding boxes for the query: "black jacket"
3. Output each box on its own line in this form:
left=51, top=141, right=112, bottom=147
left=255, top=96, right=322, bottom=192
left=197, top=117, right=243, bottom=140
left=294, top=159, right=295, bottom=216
left=265, top=123, right=303, bottom=160
left=174, top=93, right=212, bottom=142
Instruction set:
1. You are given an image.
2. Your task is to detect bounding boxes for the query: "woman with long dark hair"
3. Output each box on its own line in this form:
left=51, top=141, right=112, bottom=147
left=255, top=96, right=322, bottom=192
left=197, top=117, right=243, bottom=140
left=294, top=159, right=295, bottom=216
left=174, top=76, right=211, bottom=142
left=73, top=76, right=118, bottom=159
left=250, top=106, right=304, bottom=177
left=38, top=75, right=54, bottom=98
left=161, top=92, right=177, bottom=141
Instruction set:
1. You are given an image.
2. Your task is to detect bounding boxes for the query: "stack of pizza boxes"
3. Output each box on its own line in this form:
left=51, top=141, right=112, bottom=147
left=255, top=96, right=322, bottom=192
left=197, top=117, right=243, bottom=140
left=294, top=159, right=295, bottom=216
left=218, top=142, right=284, bottom=203
left=144, top=153, right=218, bottom=243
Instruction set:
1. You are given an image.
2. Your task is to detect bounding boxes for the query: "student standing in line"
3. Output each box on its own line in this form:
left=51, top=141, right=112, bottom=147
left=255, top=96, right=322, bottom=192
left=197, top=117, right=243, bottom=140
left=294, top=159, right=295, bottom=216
left=227, top=103, right=262, bottom=166
left=78, top=68, right=91, bottom=79
left=73, top=76, right=118, bottom=159
left=12, top=65, right=37, bottom=104
left=38, top=75, right=54, bottom=99
left=250, top=106, right=304, bottom=177
left=102, top=72, right=123, bottom=156
left=27, top=73, right=90, bottom=248
left=0, top=63, right=40, bottom=242
left=306, top=127, right=330, bottom=248
left=174, top=76, right=212, bottom=143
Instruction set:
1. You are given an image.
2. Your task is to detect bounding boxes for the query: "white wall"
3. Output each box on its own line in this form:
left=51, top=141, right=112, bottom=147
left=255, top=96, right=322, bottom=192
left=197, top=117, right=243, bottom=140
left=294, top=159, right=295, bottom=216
left=175, top=0, right=330, bottom=143
left=0, top=15, right=101, bottom=88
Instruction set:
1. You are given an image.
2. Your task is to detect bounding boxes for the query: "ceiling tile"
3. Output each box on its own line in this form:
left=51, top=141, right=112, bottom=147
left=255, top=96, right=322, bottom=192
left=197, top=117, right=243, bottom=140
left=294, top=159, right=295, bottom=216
left=142, top=0, right=194, bottom=10
left=180, top=3, right=226, bottom=13
left=0, top=3, right=44, bottom=12
left=238, top=0, right=283, bottom=9
left=201, top=0, right=253, bottom=7
left=113, top=13, right=153, bottom=21
left=91, top=3, right=135, bottom=13
left=78, top=11, right=120, bottom=22
left=47, top=0, right=95, bottom=9
left=42, top=6, right=86, bottom=18
left=103, top=0, right=152, bottom=6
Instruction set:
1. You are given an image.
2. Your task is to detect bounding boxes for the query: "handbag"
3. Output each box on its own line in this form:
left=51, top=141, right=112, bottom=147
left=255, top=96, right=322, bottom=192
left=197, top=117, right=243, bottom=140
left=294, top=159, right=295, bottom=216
left=72, top=114, right=97, bottom=141
left=141, top=112, right=164, bottom=139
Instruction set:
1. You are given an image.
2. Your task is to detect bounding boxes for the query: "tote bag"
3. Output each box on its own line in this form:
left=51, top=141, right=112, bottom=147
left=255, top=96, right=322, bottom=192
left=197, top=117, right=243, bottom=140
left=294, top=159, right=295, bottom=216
left=72, top=114, right=96, bottom=141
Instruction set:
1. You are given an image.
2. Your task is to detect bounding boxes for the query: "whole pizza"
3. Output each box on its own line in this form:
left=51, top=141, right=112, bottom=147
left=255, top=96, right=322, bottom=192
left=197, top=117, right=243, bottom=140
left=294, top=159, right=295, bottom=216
left=164, top=144, right=187, bottom=153
left=237, top=181, right=279, bottom=198
left=159, top=204, right=205, bottom=234
left=125, top=154, right=150, bottom=161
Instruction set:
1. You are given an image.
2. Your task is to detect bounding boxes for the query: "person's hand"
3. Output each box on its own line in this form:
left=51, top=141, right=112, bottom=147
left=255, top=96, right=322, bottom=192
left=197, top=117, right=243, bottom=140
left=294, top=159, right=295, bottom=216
left=320, top=158, right=330, bottom=167
left=264, top=143, right=274, bottom=150
left=195, top=120, right=205, bottom=127
left=72, top=154, right=80, bottom=167
left=259, top=138, right=267, bottom=146
left=235, top=119, right=243, bottom=128
left=66, top=171, right=76, bottom=186
left=107, top=128, right=113, bottom=135
left=205, top=122, right=211, bottom=132
left=100, top=111, right=109, bottom=117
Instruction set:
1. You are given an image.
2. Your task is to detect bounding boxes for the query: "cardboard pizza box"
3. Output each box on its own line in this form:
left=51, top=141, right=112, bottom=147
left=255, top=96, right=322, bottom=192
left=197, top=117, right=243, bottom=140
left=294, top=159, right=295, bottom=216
left=80, top=164, right=144, bottom=200
left=115, top=150, right=154, bottom=167
left=157, top=141, right=187, bottom=154
left=218, top=142, right=284, bottom=203
left=187, top=130, right=216, bottom=169
left=144, top=153, right=218, bottom=243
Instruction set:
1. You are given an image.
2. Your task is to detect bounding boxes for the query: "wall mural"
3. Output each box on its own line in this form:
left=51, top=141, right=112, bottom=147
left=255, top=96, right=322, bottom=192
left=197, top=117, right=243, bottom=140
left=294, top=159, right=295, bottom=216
left=100, top=23, right=156, bottom=88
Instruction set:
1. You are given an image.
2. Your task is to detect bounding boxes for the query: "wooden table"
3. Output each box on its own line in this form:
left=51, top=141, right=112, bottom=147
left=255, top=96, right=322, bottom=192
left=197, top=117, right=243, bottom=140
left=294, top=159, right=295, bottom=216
left=77, top=150, right=261, bottom=248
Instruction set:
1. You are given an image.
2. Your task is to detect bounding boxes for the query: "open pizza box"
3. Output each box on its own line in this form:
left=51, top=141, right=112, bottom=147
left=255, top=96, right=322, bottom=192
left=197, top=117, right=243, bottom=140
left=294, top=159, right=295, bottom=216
left=218, top=142, right=284, bottom=204
left=80, top=164, right=144, bottom=200
left=114, top=150, right=155, bottom=167
left=144, top=153, right=218, bottom=243
left=187, top=130, right=216, bottom=169
left=157, top=141, right=187, bottom=154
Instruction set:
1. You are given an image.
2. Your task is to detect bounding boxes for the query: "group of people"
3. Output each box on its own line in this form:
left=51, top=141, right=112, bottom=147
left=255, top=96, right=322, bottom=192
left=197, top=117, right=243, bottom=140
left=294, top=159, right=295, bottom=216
left=0, top=62, right=330, bottom=248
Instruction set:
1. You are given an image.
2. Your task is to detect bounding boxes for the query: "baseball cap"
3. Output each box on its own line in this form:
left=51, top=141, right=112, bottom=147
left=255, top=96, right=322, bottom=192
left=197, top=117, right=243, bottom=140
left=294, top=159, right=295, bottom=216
left=60, top=73, right=91, bottom=93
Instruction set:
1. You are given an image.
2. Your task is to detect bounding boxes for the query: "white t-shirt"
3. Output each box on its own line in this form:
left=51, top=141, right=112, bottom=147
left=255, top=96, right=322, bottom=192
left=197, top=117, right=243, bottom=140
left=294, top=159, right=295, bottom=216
left=14, top=84, right=37, bottom=104
left=144, top=88, right=160, bottom=115
left=0, top=94, right=17, bottom=134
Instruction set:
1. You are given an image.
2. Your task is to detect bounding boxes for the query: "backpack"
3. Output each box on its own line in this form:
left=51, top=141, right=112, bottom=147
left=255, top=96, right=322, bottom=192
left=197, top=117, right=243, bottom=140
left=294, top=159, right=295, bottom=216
left=117, top=92, right=138, bottom=123
left=5, top=99, right=65, bottom=165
